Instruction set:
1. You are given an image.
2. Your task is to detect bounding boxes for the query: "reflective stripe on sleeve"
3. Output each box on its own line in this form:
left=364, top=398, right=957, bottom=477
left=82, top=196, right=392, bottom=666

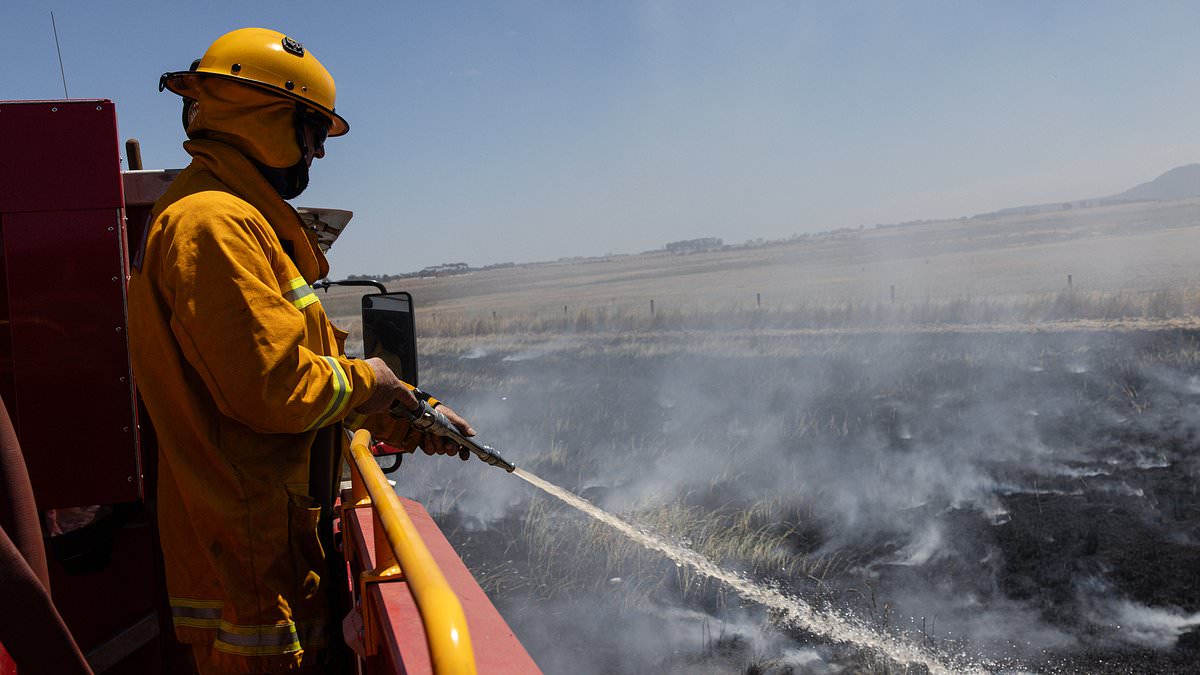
left=305, top=355, right=351, bottom=431
left=283, top=276, right=318, bottom=310
left=214, top=621, right=302, bottom=657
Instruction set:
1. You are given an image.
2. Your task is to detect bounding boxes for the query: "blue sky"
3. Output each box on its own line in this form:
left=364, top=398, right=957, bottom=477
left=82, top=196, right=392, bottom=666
left=5, top=1, right=1200, bottom=275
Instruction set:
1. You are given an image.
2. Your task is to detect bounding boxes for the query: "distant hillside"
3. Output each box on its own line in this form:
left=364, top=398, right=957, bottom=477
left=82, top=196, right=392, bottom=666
left=984, top=163, right=1200, bottom=218
left=1110, top=163, right=1200, bottom=201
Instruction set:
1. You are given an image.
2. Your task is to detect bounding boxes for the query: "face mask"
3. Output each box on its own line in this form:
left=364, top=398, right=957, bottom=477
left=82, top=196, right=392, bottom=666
left=255, top=161, right=309, bottom=201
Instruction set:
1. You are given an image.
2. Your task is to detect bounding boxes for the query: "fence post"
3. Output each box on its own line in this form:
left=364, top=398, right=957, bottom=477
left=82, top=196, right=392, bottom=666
left=756, top=292, right=761, bottom=308
left=650, top=299, right=655, bottom=316
left=1067, top=274, right=1073, bottom=290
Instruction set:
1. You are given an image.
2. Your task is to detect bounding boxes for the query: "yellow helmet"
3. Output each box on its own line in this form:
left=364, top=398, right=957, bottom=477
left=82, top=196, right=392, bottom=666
left=160, top=27, right=348, bottom=136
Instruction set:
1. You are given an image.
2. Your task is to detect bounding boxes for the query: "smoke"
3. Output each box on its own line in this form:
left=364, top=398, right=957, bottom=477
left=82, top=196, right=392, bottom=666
left=1096, top=600, right=1200, bottom=650
left=500, top=339, right=572, bottom=362
left=397, top=325, right=1200, bottom=672
left=493, top=597, right=810, bottom=675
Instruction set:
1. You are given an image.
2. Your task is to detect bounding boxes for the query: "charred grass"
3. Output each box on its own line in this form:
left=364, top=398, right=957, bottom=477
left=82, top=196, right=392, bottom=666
left=388, top=307, right=1200, bottom=673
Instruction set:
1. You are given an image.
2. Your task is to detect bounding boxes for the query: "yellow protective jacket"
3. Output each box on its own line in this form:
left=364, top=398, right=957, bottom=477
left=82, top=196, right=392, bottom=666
left=129, top=138, right=378, bottom=672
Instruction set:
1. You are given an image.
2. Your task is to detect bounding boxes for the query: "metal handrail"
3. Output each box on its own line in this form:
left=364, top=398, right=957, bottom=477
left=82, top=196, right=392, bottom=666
left=345, top=428, right=477, bottom=675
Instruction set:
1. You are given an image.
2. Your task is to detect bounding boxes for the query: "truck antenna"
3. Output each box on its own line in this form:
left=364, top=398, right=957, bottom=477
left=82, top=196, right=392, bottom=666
left=51, top=11, right=69, bottom=98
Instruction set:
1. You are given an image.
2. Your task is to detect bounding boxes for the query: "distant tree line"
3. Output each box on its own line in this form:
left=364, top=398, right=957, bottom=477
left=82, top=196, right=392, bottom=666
left=345, top=260, right=518, bottom=283
left=664, top=237, right=723, bottom=254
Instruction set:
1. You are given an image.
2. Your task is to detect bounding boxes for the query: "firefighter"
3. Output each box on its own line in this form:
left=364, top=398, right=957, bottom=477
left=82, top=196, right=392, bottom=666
left=129, top=27, right=474, bottom=673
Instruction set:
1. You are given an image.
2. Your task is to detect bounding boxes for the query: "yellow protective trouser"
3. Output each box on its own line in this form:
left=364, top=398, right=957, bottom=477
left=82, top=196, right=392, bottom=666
left=192, top=645, right=330, bottom=675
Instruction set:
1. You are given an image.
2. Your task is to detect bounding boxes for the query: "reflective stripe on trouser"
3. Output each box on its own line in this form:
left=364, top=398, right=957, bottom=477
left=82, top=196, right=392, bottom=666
left=215, top=622, right=301, bottom=657
left=170, top=598, right=328, bottom=657
left=170, top=597, right=223, bottom=629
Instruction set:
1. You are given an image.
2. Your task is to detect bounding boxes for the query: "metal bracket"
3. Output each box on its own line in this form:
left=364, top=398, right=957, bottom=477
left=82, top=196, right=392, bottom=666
left=360, top=563, right=404, bottom=655
left=343, top=500, right=407, bottom=656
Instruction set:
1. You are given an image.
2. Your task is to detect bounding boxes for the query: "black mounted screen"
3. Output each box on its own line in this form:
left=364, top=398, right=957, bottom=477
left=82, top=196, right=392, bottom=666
left=361, top=291, right=418, bottom=387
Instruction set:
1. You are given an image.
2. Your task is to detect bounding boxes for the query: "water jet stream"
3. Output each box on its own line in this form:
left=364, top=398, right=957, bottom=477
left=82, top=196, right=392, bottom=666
left=512, top=467, right=986, bottom=675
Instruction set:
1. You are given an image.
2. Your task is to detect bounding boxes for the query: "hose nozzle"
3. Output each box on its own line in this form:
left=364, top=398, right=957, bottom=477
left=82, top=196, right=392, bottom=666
left=391, top=400, right=516, bottom=473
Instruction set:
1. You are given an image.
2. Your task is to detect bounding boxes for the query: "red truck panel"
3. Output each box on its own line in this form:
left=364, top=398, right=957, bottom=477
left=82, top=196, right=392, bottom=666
left=0, top=99, right=139, bottom=507
left=344, top=497, right=543, bottom=674
left=0, top=100, right=125, bottom=213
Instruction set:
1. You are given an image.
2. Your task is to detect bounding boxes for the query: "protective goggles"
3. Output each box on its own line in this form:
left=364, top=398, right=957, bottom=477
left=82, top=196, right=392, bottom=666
left=300, top=109, right=331, bottom=147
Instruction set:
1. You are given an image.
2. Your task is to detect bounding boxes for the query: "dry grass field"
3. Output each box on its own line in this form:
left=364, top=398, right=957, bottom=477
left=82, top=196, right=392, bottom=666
left=327, top=198, right=1200, bottom=674
left=320, top=196, right=1200, bottom=336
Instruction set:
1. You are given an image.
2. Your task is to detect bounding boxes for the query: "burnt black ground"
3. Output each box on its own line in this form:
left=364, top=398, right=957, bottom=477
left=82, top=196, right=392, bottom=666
left=403, top=328, right=1200, bottom=673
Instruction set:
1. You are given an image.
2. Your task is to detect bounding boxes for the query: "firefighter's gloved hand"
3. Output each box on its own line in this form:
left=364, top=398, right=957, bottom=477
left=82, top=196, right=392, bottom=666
left=418, top=402, right=475, bottom=461
left=356, top=412, right=422, bottom=454
left=355, top=357, right=419, bottom=415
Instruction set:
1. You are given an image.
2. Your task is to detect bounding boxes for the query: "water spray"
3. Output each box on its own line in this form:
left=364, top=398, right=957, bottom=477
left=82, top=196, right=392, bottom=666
left=388, top=401, right=981, bottom=672
left=510, top=468, right=987, bottom=675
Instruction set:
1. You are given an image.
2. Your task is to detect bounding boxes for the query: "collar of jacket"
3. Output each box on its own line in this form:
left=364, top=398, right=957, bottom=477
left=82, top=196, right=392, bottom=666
left=181, top=139, right=330, bottom=282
